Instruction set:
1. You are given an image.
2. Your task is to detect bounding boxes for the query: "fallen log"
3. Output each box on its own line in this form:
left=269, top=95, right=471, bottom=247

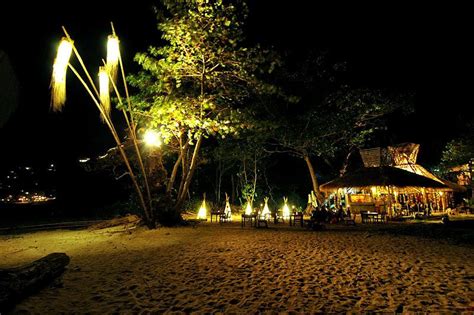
left=0, top=253, right=70, bottom=312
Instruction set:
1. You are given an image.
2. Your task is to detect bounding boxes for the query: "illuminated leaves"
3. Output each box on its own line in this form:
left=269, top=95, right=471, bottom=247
left=128, top=0, right=279, bottom=148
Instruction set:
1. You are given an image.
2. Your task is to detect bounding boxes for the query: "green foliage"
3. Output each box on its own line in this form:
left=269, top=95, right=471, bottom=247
left=122, top=0, right=285, bottom=221
left=127, top=0, right=281, bottom=146
left=239, top=182, right=256, bottom=204
left=277, top=87, right=413, bottom=159
left=438, top=138, right=474, bottom=173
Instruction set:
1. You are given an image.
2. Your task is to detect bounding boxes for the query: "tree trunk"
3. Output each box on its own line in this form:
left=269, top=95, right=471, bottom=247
left=177, top=144, right=189, bottom=200
left=231, top=174, right=235, bottom=204
left=340, top=148, right=355, bottom=176
left=167, top=142, right=188, bottom=194
left=304, top=155, right=323, bottom=203
left=252, top=152, right=258, bottom=203
left=217, top=160, right=223, bottom=204
left=0, top=253, right=70, bottom=312
left=175, top=135, right=203, bottom=211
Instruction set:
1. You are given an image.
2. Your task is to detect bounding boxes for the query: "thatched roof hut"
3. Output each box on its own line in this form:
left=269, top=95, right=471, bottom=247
left=320, top=166, right=448, bottom=192
left=394, top=163, right=466, bottom=192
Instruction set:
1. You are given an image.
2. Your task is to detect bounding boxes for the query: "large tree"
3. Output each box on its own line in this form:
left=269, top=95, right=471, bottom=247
left=126, top=0, right=279, bottom=224
left=274, top=86, right=412, bottom=202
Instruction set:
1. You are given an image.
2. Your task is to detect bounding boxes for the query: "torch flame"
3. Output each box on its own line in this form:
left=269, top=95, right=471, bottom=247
left=51, top=38, right=73, bottom=111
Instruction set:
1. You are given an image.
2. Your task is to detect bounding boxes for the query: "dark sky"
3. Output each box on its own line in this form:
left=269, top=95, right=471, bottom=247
left=0, top=1, right=472, bottom=171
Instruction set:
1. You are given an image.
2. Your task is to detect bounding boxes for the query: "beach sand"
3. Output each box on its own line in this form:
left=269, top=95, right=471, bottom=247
left=1, top=222, right=473, bottom=313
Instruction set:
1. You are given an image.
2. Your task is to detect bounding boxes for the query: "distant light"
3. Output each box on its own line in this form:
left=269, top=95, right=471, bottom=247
left=79, top=158, right=90, bottom=163
left=144, top=130, right=162, bottom=147
left=25, top=166, right=31, bottom=170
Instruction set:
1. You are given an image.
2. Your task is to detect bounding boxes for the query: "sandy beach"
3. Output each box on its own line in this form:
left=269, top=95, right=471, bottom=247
left=1, top=222, right=473, bottom=313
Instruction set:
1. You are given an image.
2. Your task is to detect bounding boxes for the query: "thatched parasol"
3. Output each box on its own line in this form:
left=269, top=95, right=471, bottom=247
left=320, top=166, right=448, bottom=191
left=438, top=179, right=467, bottom=193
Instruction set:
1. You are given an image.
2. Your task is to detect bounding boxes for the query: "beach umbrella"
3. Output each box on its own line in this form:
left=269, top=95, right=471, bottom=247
left=244, top=198, right=253, bottom=215
left=224, top=193, right=232, bottom=221
left=197, top=194, right=207, bottom=220
left=260, top=197, right=271, bottom=219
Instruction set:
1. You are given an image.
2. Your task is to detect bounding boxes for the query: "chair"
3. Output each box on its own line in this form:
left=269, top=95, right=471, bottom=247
left=360, top=211, right=368, bottom=223
left=290, top=212, right=304, bottom=227
left=219, top=211, right=231, bottom=223
left=342, top=216, right=356, bottom=225
left=256, top=209, right=269, bottom=228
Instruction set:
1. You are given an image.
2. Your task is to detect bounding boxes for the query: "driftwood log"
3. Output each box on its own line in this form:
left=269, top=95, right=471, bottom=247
left=0, top=253, right=70, bottom=312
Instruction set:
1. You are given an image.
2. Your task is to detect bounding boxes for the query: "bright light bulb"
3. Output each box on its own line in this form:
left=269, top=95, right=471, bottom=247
left=144, top=130, right=161, bottom=147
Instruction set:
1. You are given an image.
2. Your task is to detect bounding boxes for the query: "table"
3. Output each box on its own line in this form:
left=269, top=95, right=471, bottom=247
left=241, top=214, right=257, bottom=227
left=210, top=211, right=223, bottom=222
left=289, top=213, right=304, bottom=227
left=361, top=211, right=380, bottom=223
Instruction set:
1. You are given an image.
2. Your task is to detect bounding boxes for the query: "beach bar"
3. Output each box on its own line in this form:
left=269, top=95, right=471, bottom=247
left=320, top=143, right=464, bottom=217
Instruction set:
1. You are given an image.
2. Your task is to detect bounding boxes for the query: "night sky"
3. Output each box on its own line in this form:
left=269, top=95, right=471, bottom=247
left=1, top=1, right=472, bottom=171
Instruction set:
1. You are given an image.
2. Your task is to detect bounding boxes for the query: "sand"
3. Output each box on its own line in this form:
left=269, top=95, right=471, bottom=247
left=1, top=222, right=473, bottom=313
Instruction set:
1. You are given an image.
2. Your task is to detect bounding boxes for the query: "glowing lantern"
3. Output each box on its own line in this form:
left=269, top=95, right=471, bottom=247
left=261, top=197, right=271, bottom=219
left=106, top=34, right=120, bottom=82
left=98, top=66, right=110, bottom=120
left=51, top=37, right=74, bottom=111
left=197, top=196, right=207, bottom=220
left=282, top=197, right=290, bottom=220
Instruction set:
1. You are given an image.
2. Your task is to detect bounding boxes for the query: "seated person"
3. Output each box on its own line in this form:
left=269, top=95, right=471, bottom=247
left=336, top=206, right=345, bottom=222
left=308, top=206, right=325, bottom=229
